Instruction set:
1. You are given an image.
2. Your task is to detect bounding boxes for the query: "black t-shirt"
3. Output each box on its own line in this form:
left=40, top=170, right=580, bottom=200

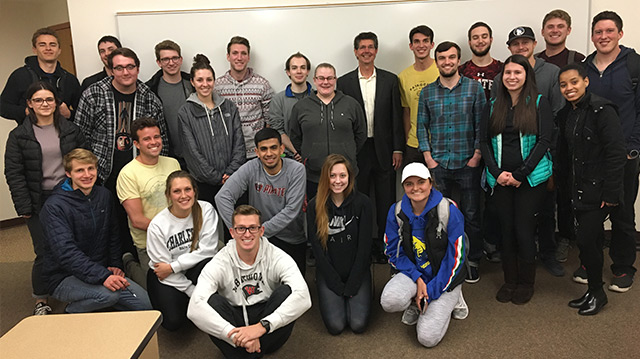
left=110, top=85, right=135, bottom=180
left=501, top=108, right=523, bottom=172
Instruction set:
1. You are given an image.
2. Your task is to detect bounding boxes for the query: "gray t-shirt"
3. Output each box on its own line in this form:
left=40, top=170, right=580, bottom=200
left=158, top=78, right=190, bottom=157
left=32, top=123, right=65, bottom=190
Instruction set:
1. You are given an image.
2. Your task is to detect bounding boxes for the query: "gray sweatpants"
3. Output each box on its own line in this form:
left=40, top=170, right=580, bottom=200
left=380, top=272, right=461, bottom=347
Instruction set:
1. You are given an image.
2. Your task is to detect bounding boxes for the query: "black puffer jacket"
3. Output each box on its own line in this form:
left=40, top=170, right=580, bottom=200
left=40, top=180, right=122, bottom=294
left=4, top=116, right=86, bottom=216
left=556, top=92, right=626, bottom=211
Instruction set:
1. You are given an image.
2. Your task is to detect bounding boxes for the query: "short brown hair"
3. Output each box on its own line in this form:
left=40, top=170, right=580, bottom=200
left=107, top=47, right=140, bottom=69
left=543, top=9, right=572, bottom=28
left=227, top=36, right=250, bottom=54
left=32, top=28, right=60, bottom=48
left=314, top=63, right=336, bottom=77
left=63, top=149, right=97, bottom=172
left=232, top=205, right=262, bottom=226
left=154, top=40, right=181, bottom=60
left=131, top=117, right=159, bottom=142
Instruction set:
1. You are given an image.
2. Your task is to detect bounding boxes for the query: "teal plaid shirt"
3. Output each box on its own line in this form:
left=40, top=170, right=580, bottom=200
left=417, top=75, right=486, bottom=169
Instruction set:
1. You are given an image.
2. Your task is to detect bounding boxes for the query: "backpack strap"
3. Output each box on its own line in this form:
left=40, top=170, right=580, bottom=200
left=567, top=50, right=576, bottom=64
left=627, top=52, right=640, bottom=92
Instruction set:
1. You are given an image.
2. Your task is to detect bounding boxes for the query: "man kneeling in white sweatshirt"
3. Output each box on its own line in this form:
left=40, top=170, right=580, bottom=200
left=188, top=204, right=311, bottom=358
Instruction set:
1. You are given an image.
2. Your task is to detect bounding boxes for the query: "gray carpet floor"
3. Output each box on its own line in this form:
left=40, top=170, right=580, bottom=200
left=1, top=224, right=638, bottom=358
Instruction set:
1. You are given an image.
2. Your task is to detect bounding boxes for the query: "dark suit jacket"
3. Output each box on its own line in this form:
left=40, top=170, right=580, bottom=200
left=337, top=67, right=403, bottom=170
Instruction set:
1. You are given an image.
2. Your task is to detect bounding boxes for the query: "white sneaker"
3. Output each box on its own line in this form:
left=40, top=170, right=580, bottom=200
left=452, top=289, right=469, bottom=320
left=401, top=302, right=420, bottom=325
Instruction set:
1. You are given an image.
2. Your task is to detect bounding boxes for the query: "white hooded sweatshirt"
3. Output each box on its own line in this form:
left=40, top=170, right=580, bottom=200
left=187, top=237, right=311, bottom=346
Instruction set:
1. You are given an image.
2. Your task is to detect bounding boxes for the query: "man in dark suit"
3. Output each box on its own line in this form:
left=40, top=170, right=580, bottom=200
left=337, top=32, right=404, bottom=264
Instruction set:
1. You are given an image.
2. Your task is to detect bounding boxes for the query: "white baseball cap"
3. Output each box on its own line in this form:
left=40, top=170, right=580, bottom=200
left=401, top=162, right=431, bottom=183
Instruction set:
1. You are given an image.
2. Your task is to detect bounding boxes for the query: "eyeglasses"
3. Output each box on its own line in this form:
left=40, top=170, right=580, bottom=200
left=315, top=76, right=336, bottom=82
left=30, top=97, right=55, bottom=106
left=233, top=226, right=261, bottom=234
left=159, top=56, right=181, bottom=64
left=113, top=64, right=137, bottom=72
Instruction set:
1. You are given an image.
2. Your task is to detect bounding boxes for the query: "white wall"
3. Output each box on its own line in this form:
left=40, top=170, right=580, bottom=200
left=1, top=0, right=638, bottom=221
left=0, top=0, right=70, bottom=222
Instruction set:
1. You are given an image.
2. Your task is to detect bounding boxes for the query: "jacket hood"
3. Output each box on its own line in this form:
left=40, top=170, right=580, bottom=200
left=585, top=45, right=634, bottom=65
left=285, top=82, right=313, bottom=97
left=24, top=55, right=62, bottom=76
left=52, top=177, right=95, bottom=199
left=308, top=89, right=346, bottom=106
left=400, top=188, right=444, bottom=221
left=186, top=92, right=225, bottom=110
left=224, top=236, right=268, bottom=271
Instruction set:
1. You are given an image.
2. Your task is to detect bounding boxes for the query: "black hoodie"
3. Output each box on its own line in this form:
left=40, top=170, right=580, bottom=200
left=1, top=55, right=81, bottom=124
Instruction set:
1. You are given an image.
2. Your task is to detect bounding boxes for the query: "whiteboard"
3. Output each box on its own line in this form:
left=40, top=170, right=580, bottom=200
left=116, top=0, right=590, bottom=90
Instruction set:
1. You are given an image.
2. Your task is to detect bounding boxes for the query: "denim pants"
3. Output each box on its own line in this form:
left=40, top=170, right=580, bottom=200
left=52, top=275, right=152, bottom=313
left=429, top=165, right=482, bottom=262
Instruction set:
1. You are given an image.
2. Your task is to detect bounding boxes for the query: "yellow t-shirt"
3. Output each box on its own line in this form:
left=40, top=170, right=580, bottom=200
left=116, top=156, right=181, bottom=248
left=398, top=62, right=439, bottom=148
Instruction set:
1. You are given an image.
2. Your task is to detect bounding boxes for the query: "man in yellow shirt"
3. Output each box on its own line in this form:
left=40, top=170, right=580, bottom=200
left=398, top=25, right=439, bottom=165
left=117, top=117, right=181, bottom=289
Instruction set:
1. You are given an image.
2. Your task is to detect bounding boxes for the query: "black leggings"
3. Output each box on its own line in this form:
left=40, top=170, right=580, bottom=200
left=491, top=181, right=546, bottom=263
left=207, top=285, right=295, bottom=359
left=316, top=269, right=371, bottom=335
left=146, top=258, right=211, bottom=331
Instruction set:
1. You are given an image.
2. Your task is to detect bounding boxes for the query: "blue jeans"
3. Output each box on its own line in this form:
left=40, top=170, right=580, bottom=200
left=430, top=165, right=482, bottom=262
left=52, top=275, right=152, bottom=313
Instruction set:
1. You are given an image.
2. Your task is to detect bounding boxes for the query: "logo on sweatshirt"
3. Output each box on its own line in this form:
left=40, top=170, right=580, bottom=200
left=242, top=283, right=263, bottom=299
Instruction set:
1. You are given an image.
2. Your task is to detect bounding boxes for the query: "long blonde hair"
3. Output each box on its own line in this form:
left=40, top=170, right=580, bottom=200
left=314, top=154, right=355, bottom=250
left=165, top=171, right=202, bottom=252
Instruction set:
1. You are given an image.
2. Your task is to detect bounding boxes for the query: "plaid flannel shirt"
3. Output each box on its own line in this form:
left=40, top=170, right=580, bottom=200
left=417, top=76, right=486, bottom=170
left=75, top=77, right=168, bottom=182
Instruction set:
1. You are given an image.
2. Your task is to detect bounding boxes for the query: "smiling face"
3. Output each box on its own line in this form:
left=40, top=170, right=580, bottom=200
left=33, top=34, right=61, bottom=64
left=469, top=26, right=492, bottom=57
left=255, top=138, right=284, bottom=173
left=27, top=89, right=56, bottom=119
left=98, top=41, right=118, bottom=68
left=134, top=126, right=162, bottom=160
left=435, top=47, right=460, bottom=78
left=168, top=177, right=195, bottom=216
left=329, top=163, right=349, bottom=195
left=592, top=19, right=623, bottom=56
left=559, top=69, right=589, bottom=104
left=409, top=33, right=434, bottom=60
left=227, top=44, right=250, bottom=74
left=542, top=18, right=571, bottom=47
left=314, top=66, right=337, bottom=98
left=191, top=69, right=215, bottom=99
left=286, top=56, right=310, bottom=86
left=231, top=214, right=264, bottom=255
left=157, top=49, right=183, bottom=77
left=508, top=38, right=537, bottom=59
left=502, top=62, right=527, bottom=93
left=355, top=39, right=378, bottom=67
left=66, top=159, right=97, bottom=195
left=402, top=176, right=432, bottom=205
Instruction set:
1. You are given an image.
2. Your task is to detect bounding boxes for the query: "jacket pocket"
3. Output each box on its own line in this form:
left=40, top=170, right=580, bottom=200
left=578, top=178, right=603, bottom=206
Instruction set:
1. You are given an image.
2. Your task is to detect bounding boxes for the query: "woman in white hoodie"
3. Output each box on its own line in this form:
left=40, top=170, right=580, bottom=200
left=146, top=170, right=220, bottom=331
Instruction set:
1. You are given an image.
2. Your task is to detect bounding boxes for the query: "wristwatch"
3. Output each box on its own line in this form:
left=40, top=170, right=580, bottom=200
left=629, top=149, right=639, bottom=159
left=259, top=319, right=271, bottom=333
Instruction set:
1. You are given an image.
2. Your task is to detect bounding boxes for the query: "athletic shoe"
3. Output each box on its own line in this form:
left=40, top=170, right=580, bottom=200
left=483, top=242, right=501, bottom=263
left=452, top=289, right=469, bottom=320
left=33, top=302, right=52, bottom=316
left=401, top=302, right=420, bottom=326
left=555, top=238, right=571, bottom=263
left=465, top=262, right=480, bottom=284
left=608, top=273, right=633, bottom=293
left=572, top=265, right=588, bottom=284
left=541, top=255, right=565, bottom=277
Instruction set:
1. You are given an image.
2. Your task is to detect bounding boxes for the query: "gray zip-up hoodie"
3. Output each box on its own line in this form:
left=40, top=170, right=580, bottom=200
left=289, top=90, right=367, bottom=182
left=178, top=92, right=246, bottom=185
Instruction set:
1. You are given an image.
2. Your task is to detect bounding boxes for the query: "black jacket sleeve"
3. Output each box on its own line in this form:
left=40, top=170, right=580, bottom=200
left=344, top=194, right=373, bottom=297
